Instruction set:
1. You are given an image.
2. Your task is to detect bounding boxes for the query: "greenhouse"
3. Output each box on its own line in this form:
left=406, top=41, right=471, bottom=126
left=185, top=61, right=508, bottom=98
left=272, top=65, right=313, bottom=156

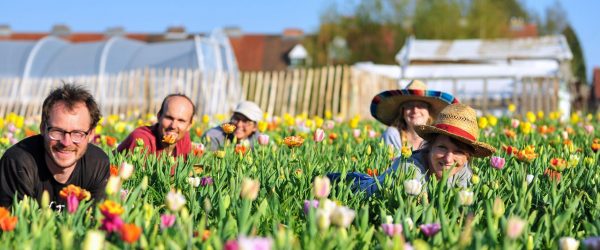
left=0, top=29, right=241, bottom=117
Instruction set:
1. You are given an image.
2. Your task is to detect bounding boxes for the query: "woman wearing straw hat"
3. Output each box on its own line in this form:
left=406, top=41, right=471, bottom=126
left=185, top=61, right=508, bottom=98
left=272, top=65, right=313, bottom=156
left=328, top=103, right=496, bottom=196
left=371, top=80, right=459, bottom=153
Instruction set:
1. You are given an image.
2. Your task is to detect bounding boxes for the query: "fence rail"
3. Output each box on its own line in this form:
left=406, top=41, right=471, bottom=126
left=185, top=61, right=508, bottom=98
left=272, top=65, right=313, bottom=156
left=0, top=65, right=560, bottom=120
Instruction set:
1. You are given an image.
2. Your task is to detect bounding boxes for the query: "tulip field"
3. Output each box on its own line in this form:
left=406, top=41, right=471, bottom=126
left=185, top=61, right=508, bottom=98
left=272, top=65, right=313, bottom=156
left=0, top=109, right=600, bottom=250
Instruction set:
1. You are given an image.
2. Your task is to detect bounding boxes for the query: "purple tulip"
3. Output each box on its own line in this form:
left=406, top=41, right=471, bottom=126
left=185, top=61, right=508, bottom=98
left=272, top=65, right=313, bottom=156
left=420, top=223, right=441, bottom=237
left=303, top=200, right=319, bottom=215
left=583, top=237, right=600, bottom=250
left=490, top=156, right=506, bottom=170
left=160, top=214, right=176, bottom=230
left=200, top=176, right=214, bottom=187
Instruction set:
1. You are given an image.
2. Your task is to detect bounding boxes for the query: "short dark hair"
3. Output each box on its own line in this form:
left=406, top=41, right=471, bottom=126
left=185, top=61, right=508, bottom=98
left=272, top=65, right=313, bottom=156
left=41, top=84, right=101, bottom=131
left=157, top=94, right=196, bottom=120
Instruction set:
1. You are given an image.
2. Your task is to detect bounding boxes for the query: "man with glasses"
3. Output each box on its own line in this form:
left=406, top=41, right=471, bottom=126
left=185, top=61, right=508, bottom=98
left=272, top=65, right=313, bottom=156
left=203, top=101, right=263, bottom=151
left=116, top=94, right=195, bottom=159
left=0, top=84, right=109, bottom=208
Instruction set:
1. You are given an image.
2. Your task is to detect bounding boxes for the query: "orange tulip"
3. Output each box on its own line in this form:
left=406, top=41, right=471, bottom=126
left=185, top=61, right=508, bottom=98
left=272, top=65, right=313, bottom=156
left=366, top=168, right=378, bottom=177
left=235, top=144, right=248, bottom=155
left=110, top=164, right=119, bottom=176
left=221, top=123, right=236, bottom=134
left=120, top=223, right=142, bottom=243
left=59, top=184, right=91, bottom=201
left=283, top=135, right=304, bottom=148
left=105, top=135, right=117, bottom=147
left=162, top=134, right=177, bottom=144
left=0, top=216, right=17, bottom=231
left=0, top=207, right=10, bottom=219
left=544, top=168, right=561, bottom=182
left=99, top=200, right=125, bottom=218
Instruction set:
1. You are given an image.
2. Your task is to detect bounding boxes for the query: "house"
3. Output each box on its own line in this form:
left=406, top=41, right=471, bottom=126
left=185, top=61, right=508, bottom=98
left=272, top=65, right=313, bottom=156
left=226, top=27, right=308, bottom=71
left=355, top=35, right=573, bottom=116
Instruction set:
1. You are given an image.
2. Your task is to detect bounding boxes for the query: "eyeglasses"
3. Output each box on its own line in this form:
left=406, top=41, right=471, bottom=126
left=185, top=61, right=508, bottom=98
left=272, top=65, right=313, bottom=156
left=230, top=113, right=253, bottom=124
left=46, top=127, right=90, bottom=143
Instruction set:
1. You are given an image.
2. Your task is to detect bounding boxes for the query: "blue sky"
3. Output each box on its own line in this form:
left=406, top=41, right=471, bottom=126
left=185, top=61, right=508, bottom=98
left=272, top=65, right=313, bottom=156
left=1, top=0, right=597, bottom=81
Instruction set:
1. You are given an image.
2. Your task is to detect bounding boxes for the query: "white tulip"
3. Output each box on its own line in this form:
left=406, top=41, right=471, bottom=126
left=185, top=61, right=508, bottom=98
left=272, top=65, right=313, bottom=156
left=404, top=179, right=422, bottom=196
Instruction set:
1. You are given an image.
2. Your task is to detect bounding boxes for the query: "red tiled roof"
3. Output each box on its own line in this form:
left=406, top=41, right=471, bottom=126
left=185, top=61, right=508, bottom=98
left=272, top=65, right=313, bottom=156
left=229, top=35, right=266, bottom=71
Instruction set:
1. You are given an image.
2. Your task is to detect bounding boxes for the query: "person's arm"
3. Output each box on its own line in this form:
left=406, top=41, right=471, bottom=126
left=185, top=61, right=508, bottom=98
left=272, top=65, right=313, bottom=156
left=382, top=127, right=402, bottom=152
left=202, top=128, right=224, bottom=151
left=0, top=153, right=36, bottom=207
left=85, top=146, right=110, bottom=202
left=116, top=131, right=153, bottom=154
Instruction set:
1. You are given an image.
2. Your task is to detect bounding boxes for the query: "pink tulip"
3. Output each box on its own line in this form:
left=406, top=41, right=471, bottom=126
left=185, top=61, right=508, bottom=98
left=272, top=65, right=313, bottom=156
left=313, top=176, right=330, bottom=199
left=160, top=214, right=176, bottom=230
left=257, top=134, right=270, bottom=145
left=368, top=130, right=377, bottom=138
left=66, top=193, right=79, bottom=214
left=323, top=120, right=335, bottom=130
left=490, top=156, right=506, bottom=170
left=584, top=124, right=594, bottom=134
left=506, top=217, right=526, bottom=239
left=511, top=119, right=520, bottom=129
left=313, top=128, right=325, bottom=142
left=352, top=129, right=361, bottom=138
left=381, top=223, right=403, bottom=237
left=101, top=216, right=124, bottom=233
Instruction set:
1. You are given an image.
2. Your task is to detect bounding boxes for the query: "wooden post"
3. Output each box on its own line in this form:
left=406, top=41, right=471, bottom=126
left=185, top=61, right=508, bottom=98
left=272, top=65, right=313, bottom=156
left=302, top=68, right=314, bottom=116
left=340, top=66, right=350, bottom=120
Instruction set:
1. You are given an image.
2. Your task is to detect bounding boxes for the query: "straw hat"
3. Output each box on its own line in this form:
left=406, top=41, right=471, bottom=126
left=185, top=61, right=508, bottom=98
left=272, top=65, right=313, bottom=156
left=370, top=80, right=459, bottom=126
left=414, top=103, right=496, bottom=157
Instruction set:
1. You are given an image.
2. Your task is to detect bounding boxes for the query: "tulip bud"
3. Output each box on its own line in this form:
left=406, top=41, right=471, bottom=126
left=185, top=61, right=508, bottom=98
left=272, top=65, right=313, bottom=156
left=257, top=134, right=270, bottom=145
left=240, top=178, right=260, bottom=201
left=352, top=129, right=361, bottom=138
left=166, top=189, right=186, bottom=212
left=506, top=217, right=526, bottom=239
left=82, top=230, right=105, bottom=250
left=119, top=161, right=134, bottom=180
left=457, top=190, right=474, bottom=206
left=511, top=119, right=520, bottom=129
left=559, top=237, right=579, bottom=250
left=330, top=206, right=355, bottom=228
left=490, top=156, right=506, bottom=170
left=105, top=176, right=122, bottom=195
left=313, top=128, right=325, bottom=142
left=313, top=176, right=331, bottom=199
left=471, top=174, right=480, bottom=184
left=526, top=174, right=534, bottom=185
left=404, top=179, right=422, bottom=196
left=492, top=197, right=505, bottom=218
left=316, top=210, right=331, bottom=231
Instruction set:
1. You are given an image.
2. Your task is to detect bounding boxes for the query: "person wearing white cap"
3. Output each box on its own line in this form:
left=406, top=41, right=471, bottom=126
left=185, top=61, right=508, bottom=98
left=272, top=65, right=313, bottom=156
left=203, top=101, right=264, bottom=151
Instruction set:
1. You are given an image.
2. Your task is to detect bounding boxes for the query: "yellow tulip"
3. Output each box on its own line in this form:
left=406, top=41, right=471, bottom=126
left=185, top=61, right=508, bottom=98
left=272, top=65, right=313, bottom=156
left=526, top=112, right=536, bottom=123
left=508, top=103, right=516, bottom=113
left=478, top=117, right=488, bottom=129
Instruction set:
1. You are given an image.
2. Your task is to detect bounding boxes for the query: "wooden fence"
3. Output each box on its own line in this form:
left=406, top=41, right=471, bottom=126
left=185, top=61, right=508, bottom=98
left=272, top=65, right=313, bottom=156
left=0, top=65, right=560, bottom=120
left=241, top=66, right=561, bottom=119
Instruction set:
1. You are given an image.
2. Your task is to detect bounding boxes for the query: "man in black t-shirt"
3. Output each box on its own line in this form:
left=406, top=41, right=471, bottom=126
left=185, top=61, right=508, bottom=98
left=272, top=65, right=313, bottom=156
left=0, top=84, right=109, bottom=208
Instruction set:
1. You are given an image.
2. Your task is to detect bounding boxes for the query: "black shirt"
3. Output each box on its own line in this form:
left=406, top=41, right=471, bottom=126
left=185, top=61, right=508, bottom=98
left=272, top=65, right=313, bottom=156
left=0, top=135, right=110, bottom=208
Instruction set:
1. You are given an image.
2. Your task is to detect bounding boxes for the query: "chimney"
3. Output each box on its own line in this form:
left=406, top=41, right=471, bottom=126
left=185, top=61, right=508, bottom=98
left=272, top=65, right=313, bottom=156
left=282, top=28, right=303, bottom=39
left=165, top=26, right=188, bottom=40
left=0, top=24, right=11, bottom=37
left=51, top=24, right=71, bottom=37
